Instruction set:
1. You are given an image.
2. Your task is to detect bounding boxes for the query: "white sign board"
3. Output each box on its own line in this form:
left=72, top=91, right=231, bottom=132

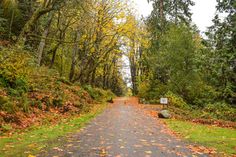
left=160, top=98, right=168, bottom=104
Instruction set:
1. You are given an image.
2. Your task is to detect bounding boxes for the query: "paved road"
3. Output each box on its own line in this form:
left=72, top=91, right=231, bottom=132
left=39, top=97, right=207, bottom=157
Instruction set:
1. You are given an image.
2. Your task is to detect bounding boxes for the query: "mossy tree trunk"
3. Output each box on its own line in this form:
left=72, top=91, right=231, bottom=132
left=17, top=7, right=54, bottom=47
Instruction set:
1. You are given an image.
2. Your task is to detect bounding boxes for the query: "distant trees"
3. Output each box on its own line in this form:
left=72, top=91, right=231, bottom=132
left=1, top=0, right=234, bottom=101
left=0, top=0, right=141, bottom=96
left=136, top=0, right=235, bottom=106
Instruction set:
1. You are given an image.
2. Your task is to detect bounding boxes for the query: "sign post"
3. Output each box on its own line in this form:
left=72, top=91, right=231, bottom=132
left=160, top=98, right=168, bottom=108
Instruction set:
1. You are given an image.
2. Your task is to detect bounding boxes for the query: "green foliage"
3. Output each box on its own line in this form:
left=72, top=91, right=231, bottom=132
left=52, top=98, right=63, bottom=107
left=202, top=102, right=236, bottom=122
left=7, top=88, right=24, bottom=97
left=142, top=0, right=236, bottom=123
left=137, top=81, right=150, bottom=99
left=138, top=80, right=169, bottom=104
left=0, top=48, right=31, bottom=91
left=188, top=82, right=219, bottom=107
left=165, top=91, right=189, bottom=109
left=0, top=95, right=15, bottom=113
left=74, top=101, right=91, bottom=113
left=31, top=100, right=43, bottom=110
left=0, top=77, right=8, bottom=87
left=52, top=82, right=65, bottom=107
left=204, top=0, right=236, bottom=102
left=14, top=77, right=28, bottom=91
left=57, top=77, right=72, bottom=85
left=83, top=85, right=97, bottom=99
left=0, top=124, right=12, bottom=132
left=41, top=96, right=51, bottom=110
left=0, top=95, right=8, bottom=105
left=21, top=95, right=30, bottom=113
left=83, top=85, right=115, bottom=102
left=0, top=101, right=15, bottom=113
left=147, top=0, right=194, bottom=33
left=0, top=16, right=8, bottom=35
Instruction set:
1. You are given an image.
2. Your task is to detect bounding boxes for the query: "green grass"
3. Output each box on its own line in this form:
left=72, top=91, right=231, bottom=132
left=165, top=119, right=236, bottom=156
left=0, top=104, right=106, bottom=157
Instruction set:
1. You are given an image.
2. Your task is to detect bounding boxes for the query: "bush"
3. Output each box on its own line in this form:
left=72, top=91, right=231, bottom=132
left=83, top=85, right=115, bottom=102
left=52, top=98, right=63, bottom=107
left=0, top=48, right=31, bottom=90
left=0, top=124, right=12, bottom=132
left=202, top=102, right=236, bottom=121
left=41, top=96, right=51, bottom=110
left=14, top=77, right=29, bottom=91
left=7, top=88, right=25, bottom=97
left=0, top=77, right=8, bottom=87
left=0, top=95, right=8, bottom=105
left=20, top=95, right=30, bottom=113
left=74, top=101, right=91, bottom=113
left=31, top=100, right=43, bottom=110
left=0, top=101, right=15, bottom=113
left=83, top=85, right=97, bottom=99
left=52, top=84, right=65, bottom=107
left=187, top=82, right=219, bottom=107
left=165, top=91, right=189, bottom=109
left=0, top=95, right=15, bottom=113
left=57, top=77, right=72, bottom=85
left=138, top=81, right=150, bottom=99
left=138, top=80, right=168, bottom=103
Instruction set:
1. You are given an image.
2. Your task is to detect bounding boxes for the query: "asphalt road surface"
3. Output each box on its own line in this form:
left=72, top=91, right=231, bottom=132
left=38, top=97, right=207, bottom=157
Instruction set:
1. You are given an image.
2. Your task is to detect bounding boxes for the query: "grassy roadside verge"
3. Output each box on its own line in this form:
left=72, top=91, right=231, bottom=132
left=0, top=103, right=107, bottom=157
left=165, top=119, right=236, bottom=156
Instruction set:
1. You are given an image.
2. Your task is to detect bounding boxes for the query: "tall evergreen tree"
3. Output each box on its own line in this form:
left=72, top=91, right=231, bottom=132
left=206, top=0, right=236, bottom=102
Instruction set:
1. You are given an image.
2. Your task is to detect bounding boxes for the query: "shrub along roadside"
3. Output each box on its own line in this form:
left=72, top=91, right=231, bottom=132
left=83, top=85, right=115, bottom=103
left=164, top=91, right=236, bottom=122
left=139, top=90, right=236, bottom=122
left=166, top=93, right=236, bottom=122
left=0, top=48, right=116, bottom=134
left=0, top=81, right=114, bottom=134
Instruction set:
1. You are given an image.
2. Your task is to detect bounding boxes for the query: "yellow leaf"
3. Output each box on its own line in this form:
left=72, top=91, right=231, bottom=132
left=145, top=151, right=152, bottom=154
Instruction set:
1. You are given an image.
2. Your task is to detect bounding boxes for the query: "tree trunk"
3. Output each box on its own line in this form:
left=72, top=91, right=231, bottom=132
left=129, top=41, right=138, bottom=95
left=60, top=53, right=63, bottom=76
left=159, top=0, right=164, bottom=20
left=103, top=64, right=107, bottom=88
left=49, top=43, right=60, bottom=68
left=37, top=13, right=53, bottom=65
left=17, top=7, right=53, bottom=47
left=159, top=0, right=165, bottom=30
left=91, top=67, right=97, bottom=87
left=8, top=10, right=14, bottom=39
left=69, top=31, right=80, bottom=81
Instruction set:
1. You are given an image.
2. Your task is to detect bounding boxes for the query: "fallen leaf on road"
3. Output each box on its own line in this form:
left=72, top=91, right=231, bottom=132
left=52, top=147, right=63, bottom=151
left=140, top=139, right=147, bottom=142
left=66, top=144, right=73, bottom=147
left=100, top=148, right=107, bottom=156
left=134, top=144, right=143, bottom=148
left=145, top=151, right=152, bottom=154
